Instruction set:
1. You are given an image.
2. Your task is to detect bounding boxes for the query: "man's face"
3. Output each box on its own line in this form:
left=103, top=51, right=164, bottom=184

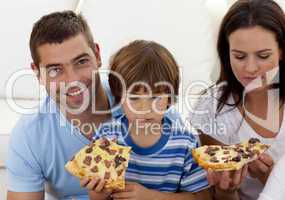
left=35, top=33, right=101, bottom=111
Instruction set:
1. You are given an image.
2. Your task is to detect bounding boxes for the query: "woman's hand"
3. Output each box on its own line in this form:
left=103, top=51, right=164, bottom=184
left=248, top=153, right=274, bottom=185
left=207, top=165, right=248, bottom=191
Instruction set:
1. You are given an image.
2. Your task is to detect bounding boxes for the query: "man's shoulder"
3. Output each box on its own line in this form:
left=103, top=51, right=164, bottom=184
left=11, top=97, right=58, bottom=139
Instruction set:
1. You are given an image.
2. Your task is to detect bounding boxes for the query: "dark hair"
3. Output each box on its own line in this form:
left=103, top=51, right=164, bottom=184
left=216, top=0, right=285, bottom=112
left=30, top=10, right=94, bottom=66
left=109, top=40, right=180, bottom=105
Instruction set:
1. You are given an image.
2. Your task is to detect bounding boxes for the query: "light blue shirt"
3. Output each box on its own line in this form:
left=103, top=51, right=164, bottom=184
left=6, top=78, right=183, bottom=200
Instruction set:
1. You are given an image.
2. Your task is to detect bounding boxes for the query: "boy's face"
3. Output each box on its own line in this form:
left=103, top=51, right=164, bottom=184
left=32, top=33, right=101, bottom=111
left=122, top=88, right=169, bottom=126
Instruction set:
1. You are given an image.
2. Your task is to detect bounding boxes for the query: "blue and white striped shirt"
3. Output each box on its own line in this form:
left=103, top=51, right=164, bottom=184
left=95, top=115, right=209, bottom=193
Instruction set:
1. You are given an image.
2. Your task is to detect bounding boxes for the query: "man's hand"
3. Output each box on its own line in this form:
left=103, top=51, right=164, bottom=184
left=248, top=153, right=274, bottom=185
left=80, top=177, right=112, bottom=200
left=111, top=182, right=152, bottom=200
left=207, top=165, right=248, bottom=191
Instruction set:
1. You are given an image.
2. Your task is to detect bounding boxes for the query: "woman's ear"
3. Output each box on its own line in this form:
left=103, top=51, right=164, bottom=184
left=279, top=48, right=283, bottom=61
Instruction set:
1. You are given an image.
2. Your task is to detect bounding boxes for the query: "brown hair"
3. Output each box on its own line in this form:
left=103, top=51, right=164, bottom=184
left=30, top=10, right=94, bottom=66
left=216, top=0, right=285, bottom=112
left=109, top=40, right=180, bottom=105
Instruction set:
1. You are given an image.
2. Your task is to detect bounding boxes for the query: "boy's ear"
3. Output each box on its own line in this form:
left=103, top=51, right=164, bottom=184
left=93, top=43, right=102, bottom=68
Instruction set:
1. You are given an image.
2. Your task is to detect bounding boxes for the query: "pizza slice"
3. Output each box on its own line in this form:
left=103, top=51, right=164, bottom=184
left=65, top=137, right=131, bottom=190
left=192, top=138, right=269, bottom=171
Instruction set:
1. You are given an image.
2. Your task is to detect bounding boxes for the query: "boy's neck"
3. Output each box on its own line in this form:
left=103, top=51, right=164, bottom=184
left=128, top=121, right=163, bottom=148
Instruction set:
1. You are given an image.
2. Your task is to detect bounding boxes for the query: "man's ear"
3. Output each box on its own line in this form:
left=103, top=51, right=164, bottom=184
left=31, top=63, right=40, bottom=80
left=93, top=43, right=102, bottom=68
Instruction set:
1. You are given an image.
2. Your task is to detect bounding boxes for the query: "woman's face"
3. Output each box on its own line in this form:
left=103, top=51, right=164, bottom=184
left=229, top=25, right=282, bottom=87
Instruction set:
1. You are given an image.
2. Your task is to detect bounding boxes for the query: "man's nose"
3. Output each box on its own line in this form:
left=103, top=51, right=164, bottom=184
left=65, top=67, right=80, bottom=83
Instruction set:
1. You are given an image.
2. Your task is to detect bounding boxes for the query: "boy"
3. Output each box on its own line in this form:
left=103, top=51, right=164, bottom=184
left=85, top=40, right=211, bottom=200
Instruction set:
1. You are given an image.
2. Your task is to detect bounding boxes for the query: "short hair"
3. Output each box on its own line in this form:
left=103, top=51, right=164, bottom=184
left=109, top=40, right=180, bottom=105
left=30, top=10, right=94, bottom=66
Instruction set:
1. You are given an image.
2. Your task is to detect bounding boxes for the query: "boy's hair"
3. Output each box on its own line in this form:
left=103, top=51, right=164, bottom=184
left=30, top=10, right=94, bottom=66
left=109, top=40, right=180, bottom=105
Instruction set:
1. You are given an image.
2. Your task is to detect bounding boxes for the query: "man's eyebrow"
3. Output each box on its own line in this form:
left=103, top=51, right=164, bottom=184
left=71, top=53, right=90, bottom=63
left=45, top=63, right=62, bottom=69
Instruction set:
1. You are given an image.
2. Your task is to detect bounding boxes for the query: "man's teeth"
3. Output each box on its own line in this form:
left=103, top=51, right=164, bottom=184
left=68, top=88, right=85, bottom=96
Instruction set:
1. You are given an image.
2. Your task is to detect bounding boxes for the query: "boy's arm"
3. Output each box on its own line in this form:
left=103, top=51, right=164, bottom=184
left=110, top=182, right=211, bottom=200
left=89, top=191, right=111, bottom=200
left=142, top=188, right=211, bottom=200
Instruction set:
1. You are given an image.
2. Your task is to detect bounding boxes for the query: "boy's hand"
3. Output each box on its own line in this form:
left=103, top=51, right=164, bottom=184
left=111, top=182, right=151, bottom=200
left=248, top=153, right=274, bottom=185
left=207, top=165, right=248, bottom=191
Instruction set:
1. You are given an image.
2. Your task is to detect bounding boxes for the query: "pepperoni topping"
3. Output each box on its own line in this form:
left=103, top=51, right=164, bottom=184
left=104, top=160, right=112, bottom=168
left=223, top=151, right=230, bottom=154
left=231, top=155, right=241, bottom=162
left=108, top=149, right=117, bottom=155
left=210, top=156, right=219, bottom=163
left=85, top=147, right=93, bottom=153
left=91, top=166, right=99, bottom=173
left=94, top=155, right=102, bottom=163
left=104, top=172, right=111, bottom=179
left=83, top=156, right=92, bottom=166
left=117, top=169, right=124, bottom=176
left=115, top=155, right=127, bottom=168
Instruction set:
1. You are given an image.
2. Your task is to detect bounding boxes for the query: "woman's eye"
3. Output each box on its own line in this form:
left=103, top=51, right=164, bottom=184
left=234, top=55, right=246, bottom=60
left=259, top=54, right=270, bottom=59
left=48, top=67, right=61, bottom=78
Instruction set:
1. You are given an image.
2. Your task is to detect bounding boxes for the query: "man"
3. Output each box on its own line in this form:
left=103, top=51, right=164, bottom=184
left=6, top=11, right=117, bottom=200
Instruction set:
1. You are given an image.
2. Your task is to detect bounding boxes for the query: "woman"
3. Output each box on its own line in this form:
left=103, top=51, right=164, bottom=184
left=189, top=0, right=285, bottom=199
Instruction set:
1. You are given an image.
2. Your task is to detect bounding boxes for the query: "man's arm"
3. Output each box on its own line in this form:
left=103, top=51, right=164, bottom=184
left=7, top=191, right=44, bottom=200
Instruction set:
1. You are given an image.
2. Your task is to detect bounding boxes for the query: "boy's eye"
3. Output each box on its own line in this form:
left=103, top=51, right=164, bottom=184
left=128, top=97, right=139, bottom=101
left=47, top=67, right=62, bottom=78
left=151, top=96, right=162, bottom=100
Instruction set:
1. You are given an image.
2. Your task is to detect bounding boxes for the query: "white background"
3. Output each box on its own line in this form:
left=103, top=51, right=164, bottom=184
left=0, top=0, right=235, bottom=199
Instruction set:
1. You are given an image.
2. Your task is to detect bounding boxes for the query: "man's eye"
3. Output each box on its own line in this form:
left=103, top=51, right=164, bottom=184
left=77, top=58, right=89, bottom=65
left=48, top=67, right=61, bottom=78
